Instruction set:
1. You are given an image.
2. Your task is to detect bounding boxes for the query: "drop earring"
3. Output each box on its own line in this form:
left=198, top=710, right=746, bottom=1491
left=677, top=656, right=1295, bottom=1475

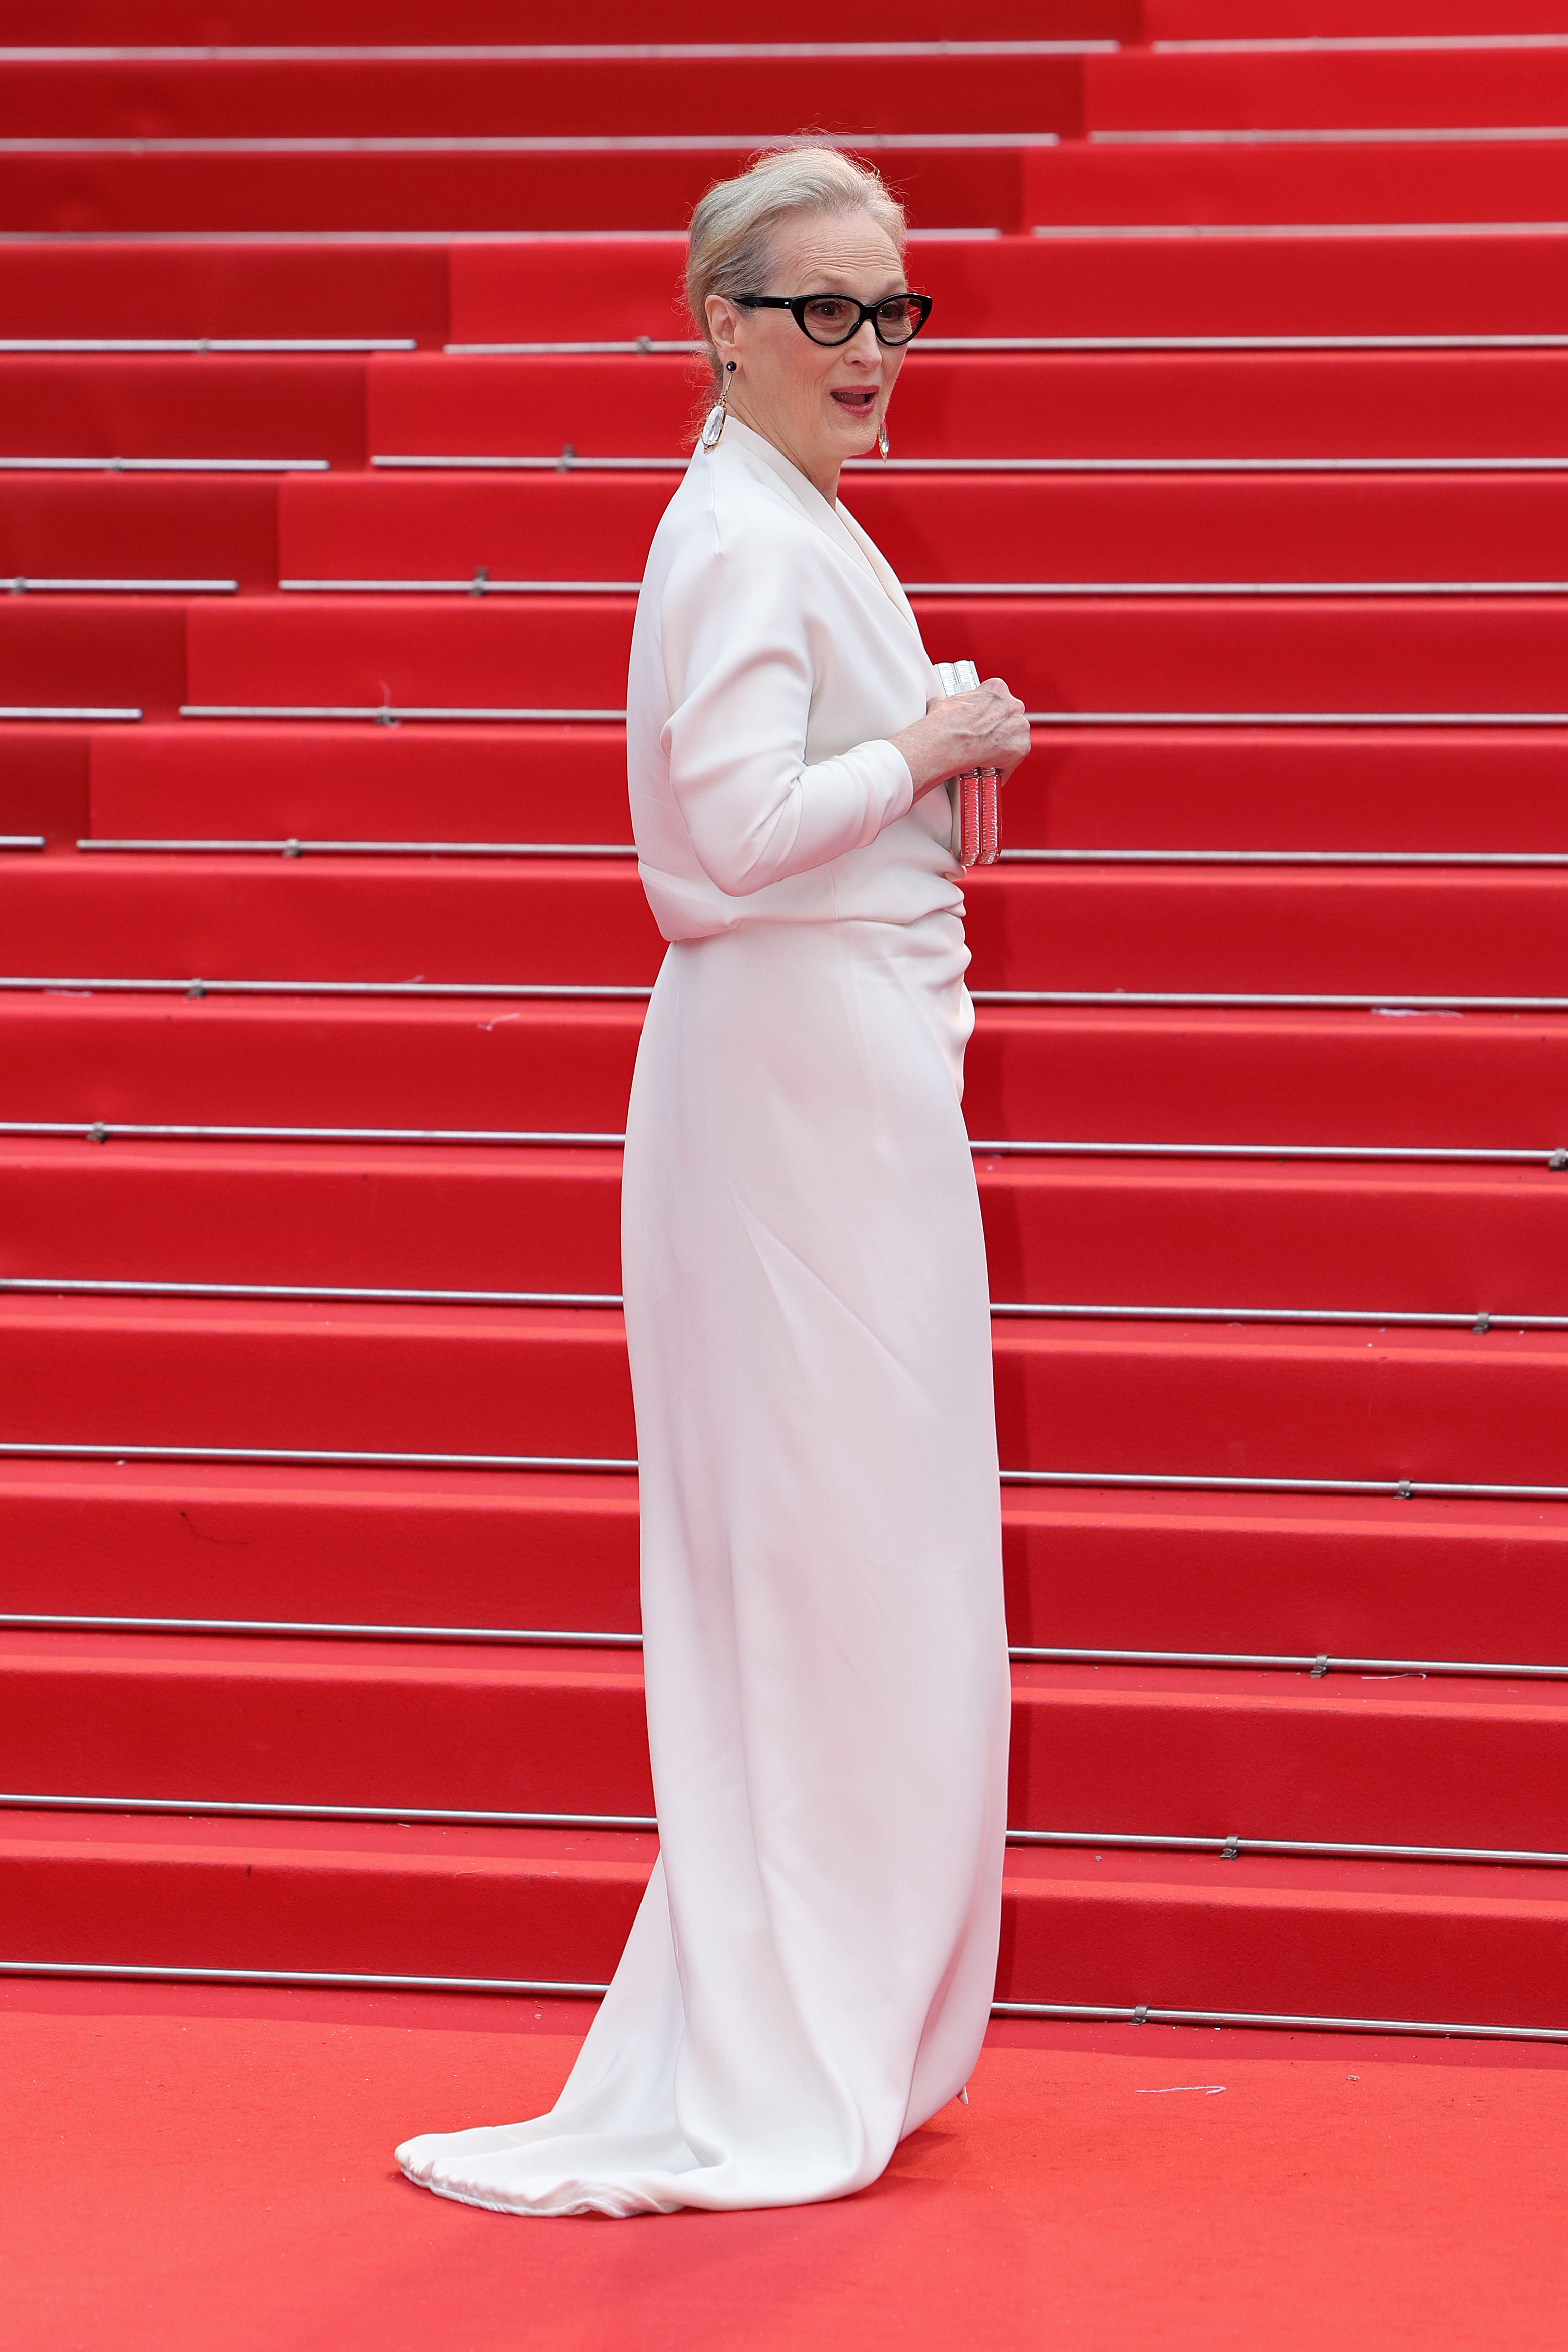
left=701, top=360, right=737, bottom=450
left=878, top=417, right=891, bottom=462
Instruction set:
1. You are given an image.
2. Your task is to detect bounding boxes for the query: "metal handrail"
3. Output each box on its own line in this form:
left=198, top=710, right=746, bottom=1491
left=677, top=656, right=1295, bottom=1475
left=0, top=1794, right=1561, bottom=1871
left=0, top=1440, right=1563, bottom=1503
left=3, top=1614, right=1563, bottom=1681
left=4, top=1275, right=1564, bottom=1334
left=2, top=1122, right=1562, bottom=1169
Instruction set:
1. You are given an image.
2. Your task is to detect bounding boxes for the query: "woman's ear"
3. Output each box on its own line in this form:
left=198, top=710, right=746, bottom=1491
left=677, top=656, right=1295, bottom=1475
left=705, top=293, right=742, bottom=363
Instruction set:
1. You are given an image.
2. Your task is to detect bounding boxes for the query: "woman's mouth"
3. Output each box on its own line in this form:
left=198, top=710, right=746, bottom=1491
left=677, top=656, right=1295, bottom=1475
left=830, top=387, right=878, bottom=413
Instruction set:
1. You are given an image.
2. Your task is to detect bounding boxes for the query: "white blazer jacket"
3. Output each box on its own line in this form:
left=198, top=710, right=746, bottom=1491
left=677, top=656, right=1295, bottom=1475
left=627, top=416, right=963, bottom=944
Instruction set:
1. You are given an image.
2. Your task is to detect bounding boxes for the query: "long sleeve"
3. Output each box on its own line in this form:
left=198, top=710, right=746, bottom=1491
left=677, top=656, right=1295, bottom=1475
left=658, top=529, right=915, bottom=898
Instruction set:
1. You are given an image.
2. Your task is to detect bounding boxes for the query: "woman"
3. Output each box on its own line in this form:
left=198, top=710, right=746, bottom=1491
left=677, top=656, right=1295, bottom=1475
left=396, top=147, right=1032, bottom=2218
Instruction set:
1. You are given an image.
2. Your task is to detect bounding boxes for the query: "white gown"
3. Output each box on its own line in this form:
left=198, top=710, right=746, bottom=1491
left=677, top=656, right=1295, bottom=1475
left=396, top=416, right=1010, bottom=2217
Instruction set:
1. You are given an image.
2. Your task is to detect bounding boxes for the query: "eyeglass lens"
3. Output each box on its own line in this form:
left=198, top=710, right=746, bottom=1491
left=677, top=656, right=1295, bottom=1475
left=800, top=296, right=925, bottom=345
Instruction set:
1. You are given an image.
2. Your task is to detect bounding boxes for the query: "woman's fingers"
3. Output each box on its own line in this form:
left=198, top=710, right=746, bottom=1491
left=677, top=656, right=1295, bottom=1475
left=964, top=678, right=1031, bottom=775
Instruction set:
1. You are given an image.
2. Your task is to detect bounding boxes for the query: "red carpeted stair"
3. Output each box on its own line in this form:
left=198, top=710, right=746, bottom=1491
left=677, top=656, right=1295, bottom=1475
left=3, top=1, right=1567, bottom=2064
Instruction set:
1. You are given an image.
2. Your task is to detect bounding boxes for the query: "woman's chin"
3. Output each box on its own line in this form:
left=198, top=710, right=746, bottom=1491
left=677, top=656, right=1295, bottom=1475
left=828, top=401, right=880, bottom=453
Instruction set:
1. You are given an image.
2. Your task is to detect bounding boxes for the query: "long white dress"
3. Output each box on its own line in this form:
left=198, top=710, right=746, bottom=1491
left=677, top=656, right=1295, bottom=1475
left=396, top=415, right=1010, bottom=2217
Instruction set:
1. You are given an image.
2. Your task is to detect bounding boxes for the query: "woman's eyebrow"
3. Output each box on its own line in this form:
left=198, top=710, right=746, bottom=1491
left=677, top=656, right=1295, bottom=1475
left=787, top=274, right=909, bottom=297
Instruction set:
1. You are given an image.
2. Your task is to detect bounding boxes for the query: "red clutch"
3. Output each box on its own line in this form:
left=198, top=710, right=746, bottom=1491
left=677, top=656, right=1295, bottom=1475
left=932, top=659, right=1001, bottom=869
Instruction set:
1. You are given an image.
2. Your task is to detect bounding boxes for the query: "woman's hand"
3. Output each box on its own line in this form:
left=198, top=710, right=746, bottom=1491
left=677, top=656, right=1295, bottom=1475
left=889, top=677, right=1033, bottom=804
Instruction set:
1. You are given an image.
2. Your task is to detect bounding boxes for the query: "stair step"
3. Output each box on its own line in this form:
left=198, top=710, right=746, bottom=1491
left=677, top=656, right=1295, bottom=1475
left=1021, top=138, right=1568, bottom=231
left=0, top=475, right=279, bottom=592
left=0, top=1293, right=640, bottom=1461
left=0, top=234, right=450, bottom=344
left=0, top=1138, right=626, bottom=1294
left=173, top=591, right=1568, bottom=722
left=0, top=354, right=367, bottom=466
left=2, top=1460, right=1564, bottom=1669
left=1003, top=1486, right=1568, bottom=1667
left=0, top=1631, right=656, bottom=1817
left=1010, top=1662, right=1568, bottom=1851
left=970, top=1008, right=1568, bottom=1152
left=3, top=1139, right=1564, bottom=1316
left=5, top=226, right=1562, bottom=356
left=6, top=1811, right=1565, bottom=2026
left=1147, top=4, right=1525, bottom=35
left=87, top=721, right=634, bottom=845
left=368, top=348, right=1568, bottom=463
left=7, top=997, right=1565, bottom=1149
left=0, top=853, right=666, bottom=986
left=11, top=853, right=1568, bottom=1000
left=0, top=0, right=1110, bottom=39
left=5, top=1638, right=1564, bottom=1850
left=0, top=1809, right=650, bottom=1985
left=0, top=148, right=1036, bottom=240
left=451, top=228, right=1568, bottom=343
left=0, top=1458, right=644, bottom=1634
left=0, top=600, right=186, bottom=718
left=1004, top=729, right=1568, bottom=856
left=277, top=468, right=1568, bottom=590
left=1003, top=1844, right=1568, bottom=2027
left=0, top=729, right=90, bottom=847
left=17, top=468, right=1568, bottom=630
left=1, top=1294, right=1564, bottom=1486
left=78, top=720, right=1568, bottom=859
left=0, top=52, right=1088, bottom=142
left=0, top=994, right=645, bottom=1135
left=1086, top=42, right=1568, bottom=133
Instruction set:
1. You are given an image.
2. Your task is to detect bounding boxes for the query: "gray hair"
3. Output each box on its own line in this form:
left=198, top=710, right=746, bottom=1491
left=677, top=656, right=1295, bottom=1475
left=685, top=147, right=908, bottom=385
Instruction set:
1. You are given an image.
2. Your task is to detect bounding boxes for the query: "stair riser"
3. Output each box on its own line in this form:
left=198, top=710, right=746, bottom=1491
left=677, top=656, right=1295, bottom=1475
left=0, top=234, right=450, bottom=343
left=179, top=593, right=1568, bottom=720
left=367, top=350, right=1568, bottom=462
left=11, top=859, right=1568, bottom=996
left=3, top=1471, right=1565, bottom=1665
left=0, top=56, right=1087, bottom=141
left=0, top=356, right=367, bottom=466
left=0, top=150, right=1037, bottom=240
left=0, top=1833, right=649, bottom=1984
left=12, top=348, right=1567, bottom=467
left=75, top=721, right=1568, bottom=859
left=9, top=143, right=1568, bottom=240
left=6, top=1655, right=1564, bottom=1849
left=5, top=1147, right=1565, bottom=1315
left=0, top=1652, right=657, bottom=1816
left=1010, top=1686, right=1568, bottom=1850
left=0, top=1305, right=642, bottom=1461
left=272, top=472, right=1568, bottom=588
left=15, top=592, right=1568, bottom=726
left=450, top=229, right=1568, bottom=343
left=1005, top=1498, right=1568, bottom=1665
left=2, top=477, right=279, bottom=593
left=0, top=999, right=646, bottom=1134
left=0, top=604, right=186, bottom=717
left=8, top=1002, right=1566, bottom=1150
left=1001, top=1864, right=1568, bottom=2027
left=0, top=732, right=90, bottom=848
left=1088, top=46, right=1568, bottom=133
left=0, top=857, right=667, bottom=985
left=5, top=1836, right=1563, bottom=2026
left=1024, top=141, right=1568, bottom=231
left=88, top=721, right=637, bottom=846
left=972, top=1012, right=1568, bottom=1152
left=2, top=1307, right=1564, bottom=1483
left=0, top=1464, right=645, bottom=1633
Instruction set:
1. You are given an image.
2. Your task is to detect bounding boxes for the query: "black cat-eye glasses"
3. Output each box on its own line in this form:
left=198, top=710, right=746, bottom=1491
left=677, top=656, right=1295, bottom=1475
left=734, top=292, right=934, bottom=347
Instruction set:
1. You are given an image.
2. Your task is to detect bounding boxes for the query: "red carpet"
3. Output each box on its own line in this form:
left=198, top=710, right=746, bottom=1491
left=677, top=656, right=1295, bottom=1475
left=5, top=1983, right=1565, bottom=2351
left=6, top=4, right=1568, bottom=2311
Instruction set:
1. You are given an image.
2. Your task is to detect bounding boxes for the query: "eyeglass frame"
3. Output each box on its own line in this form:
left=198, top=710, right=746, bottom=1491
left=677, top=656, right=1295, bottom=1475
left=733, top=291, right=935, bottom=347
